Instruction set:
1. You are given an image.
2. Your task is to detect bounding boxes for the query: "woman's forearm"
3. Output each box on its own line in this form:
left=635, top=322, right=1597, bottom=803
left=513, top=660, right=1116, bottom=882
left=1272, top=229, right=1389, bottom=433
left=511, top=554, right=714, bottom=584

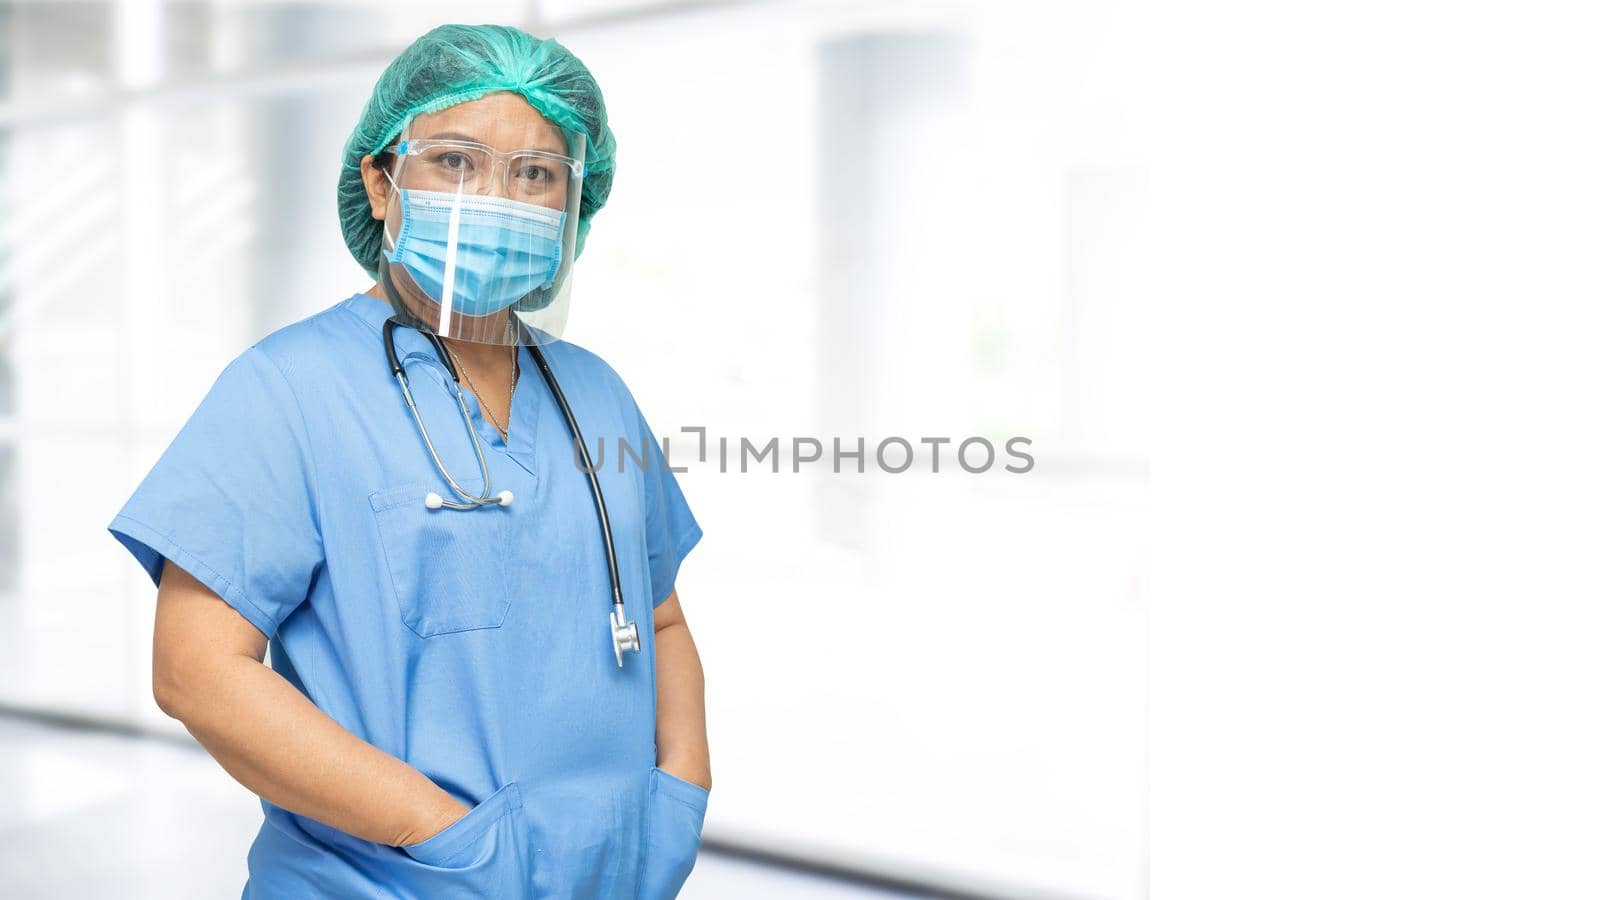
left=654, top=618, right=711, bottom=789
left=158, top=634, right=466, bottom=847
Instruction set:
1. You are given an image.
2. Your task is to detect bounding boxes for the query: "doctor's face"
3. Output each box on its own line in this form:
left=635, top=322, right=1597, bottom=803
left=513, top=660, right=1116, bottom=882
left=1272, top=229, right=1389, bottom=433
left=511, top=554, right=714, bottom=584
left=357, top=91, right=580, bottom=325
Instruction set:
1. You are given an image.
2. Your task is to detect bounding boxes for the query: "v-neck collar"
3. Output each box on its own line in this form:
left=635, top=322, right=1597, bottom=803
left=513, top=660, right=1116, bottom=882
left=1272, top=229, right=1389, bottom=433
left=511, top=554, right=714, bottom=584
left=502, top=345, right=541, bottom=475
left=342, top=291, right=543, bottom=476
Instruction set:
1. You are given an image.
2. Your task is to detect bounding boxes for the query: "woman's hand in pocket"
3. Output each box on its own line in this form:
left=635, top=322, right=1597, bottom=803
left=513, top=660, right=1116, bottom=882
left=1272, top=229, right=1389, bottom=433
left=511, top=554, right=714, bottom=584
left=396, top=789, right=472, bottom=847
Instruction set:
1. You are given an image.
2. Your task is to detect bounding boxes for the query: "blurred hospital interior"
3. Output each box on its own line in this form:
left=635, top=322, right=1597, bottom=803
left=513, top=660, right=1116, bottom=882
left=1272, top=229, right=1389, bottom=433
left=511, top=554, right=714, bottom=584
left=0, top=1, right=1149, bottom=898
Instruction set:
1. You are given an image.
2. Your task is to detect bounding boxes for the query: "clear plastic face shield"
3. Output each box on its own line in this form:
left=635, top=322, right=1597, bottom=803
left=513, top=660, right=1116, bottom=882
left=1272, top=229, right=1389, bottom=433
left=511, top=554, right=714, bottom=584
left=376, top=97, right=585, bottom=347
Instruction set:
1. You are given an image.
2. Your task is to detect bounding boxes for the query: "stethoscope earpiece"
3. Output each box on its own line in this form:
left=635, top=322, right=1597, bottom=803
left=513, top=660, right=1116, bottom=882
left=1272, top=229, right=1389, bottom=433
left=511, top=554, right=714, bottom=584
left=422, top=489, right=509, bottom=509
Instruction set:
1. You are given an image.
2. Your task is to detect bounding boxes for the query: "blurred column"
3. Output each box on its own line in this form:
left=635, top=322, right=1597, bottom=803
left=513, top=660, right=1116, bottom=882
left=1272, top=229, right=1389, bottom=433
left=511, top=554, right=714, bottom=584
left=814, top=31, right=967, bottom=546
left=0, top=1, right=17, bottom=643
left=109, top=0, right=168, bottom=721
left=219, top=3, right=372, bottom=333
left=0, top=1, right=124, bottom=708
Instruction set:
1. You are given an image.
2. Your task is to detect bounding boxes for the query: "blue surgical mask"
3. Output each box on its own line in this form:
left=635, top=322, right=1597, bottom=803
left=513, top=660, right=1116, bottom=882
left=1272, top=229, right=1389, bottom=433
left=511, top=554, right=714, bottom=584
left=384, top=186, right=566, bottom=317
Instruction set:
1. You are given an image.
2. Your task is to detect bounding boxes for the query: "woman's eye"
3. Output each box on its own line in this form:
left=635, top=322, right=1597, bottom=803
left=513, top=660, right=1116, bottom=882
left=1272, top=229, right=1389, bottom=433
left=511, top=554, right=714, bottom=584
left=439, top=152, right=471, bottom=170
left=516, top=164, right=551, bottom=182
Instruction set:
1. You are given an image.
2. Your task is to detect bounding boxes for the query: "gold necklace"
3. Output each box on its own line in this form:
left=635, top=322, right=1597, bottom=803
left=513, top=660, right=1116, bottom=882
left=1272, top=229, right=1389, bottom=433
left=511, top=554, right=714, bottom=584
left=445, top=342, right=517, bottom=441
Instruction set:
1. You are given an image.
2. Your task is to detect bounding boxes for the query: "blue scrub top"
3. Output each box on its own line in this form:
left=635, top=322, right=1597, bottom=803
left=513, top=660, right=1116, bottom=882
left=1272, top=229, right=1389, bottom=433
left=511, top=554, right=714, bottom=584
left=107, top=291, right=706, bottom=899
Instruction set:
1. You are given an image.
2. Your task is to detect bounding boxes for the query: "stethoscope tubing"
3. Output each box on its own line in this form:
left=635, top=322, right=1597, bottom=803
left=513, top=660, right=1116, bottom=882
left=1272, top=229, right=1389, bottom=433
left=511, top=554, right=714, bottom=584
left=525, top=339, right=625, bottom=613
left=383, top=317, right=504, bottom=509
left=381, top=309, right=636, bottom=664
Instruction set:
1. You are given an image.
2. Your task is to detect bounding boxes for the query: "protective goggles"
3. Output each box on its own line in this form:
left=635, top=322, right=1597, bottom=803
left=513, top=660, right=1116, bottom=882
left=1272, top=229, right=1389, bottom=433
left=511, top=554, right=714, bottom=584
left=382, top=139, right=585, bottom=202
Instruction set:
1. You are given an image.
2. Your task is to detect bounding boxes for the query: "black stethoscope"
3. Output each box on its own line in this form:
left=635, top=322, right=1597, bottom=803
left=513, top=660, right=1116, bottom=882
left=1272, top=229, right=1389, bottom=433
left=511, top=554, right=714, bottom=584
left=381, top=315, right=641, bottom=666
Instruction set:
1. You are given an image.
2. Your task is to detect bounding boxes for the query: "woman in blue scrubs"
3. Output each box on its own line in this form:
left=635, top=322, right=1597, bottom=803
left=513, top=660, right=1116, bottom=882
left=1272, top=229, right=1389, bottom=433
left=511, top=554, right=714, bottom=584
left=106, top=24, right=711, bottom=899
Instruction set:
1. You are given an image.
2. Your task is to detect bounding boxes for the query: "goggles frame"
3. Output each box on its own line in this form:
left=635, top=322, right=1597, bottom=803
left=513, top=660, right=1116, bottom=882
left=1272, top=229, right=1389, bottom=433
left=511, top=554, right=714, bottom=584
left=382, top=138, right=586, bottom=198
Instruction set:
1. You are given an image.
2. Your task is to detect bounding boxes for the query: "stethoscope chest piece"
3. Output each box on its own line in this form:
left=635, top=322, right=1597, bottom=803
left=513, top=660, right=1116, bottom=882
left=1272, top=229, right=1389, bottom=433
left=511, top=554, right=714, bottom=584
left=612, top=603, right=640, bottom=667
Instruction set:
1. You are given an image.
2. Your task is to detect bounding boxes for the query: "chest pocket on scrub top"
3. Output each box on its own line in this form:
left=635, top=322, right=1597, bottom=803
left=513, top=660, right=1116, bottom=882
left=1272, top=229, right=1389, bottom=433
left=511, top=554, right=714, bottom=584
left=370, top=482, right=514, bottom=637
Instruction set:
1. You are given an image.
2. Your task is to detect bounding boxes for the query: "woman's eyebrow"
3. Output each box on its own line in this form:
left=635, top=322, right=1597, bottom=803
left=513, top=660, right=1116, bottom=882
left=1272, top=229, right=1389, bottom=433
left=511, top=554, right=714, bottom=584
left=422, top=130, right=567, bottom=153
left=422, top=130, right=483, bottom=143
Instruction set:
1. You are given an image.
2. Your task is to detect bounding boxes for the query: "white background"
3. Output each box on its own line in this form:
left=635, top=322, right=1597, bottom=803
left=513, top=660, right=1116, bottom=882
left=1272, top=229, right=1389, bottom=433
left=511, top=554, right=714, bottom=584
left=1147, top=2, right=1600, bottom=898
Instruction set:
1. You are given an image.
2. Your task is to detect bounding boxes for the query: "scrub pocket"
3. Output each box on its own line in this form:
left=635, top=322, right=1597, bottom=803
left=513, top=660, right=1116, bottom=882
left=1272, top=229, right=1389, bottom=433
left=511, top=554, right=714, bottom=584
left=371, top=482, right=515, bottom=637
left=400, top=781, right=523, bottom=870
left=638, top=766, right=710, bottom=900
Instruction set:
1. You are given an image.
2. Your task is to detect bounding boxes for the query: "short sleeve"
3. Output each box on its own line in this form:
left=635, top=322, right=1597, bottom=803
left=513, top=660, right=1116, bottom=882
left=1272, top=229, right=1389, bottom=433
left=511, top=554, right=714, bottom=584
left=107, top=346, right=324, bottom=640
left=630, top=402, right=703, bottom=607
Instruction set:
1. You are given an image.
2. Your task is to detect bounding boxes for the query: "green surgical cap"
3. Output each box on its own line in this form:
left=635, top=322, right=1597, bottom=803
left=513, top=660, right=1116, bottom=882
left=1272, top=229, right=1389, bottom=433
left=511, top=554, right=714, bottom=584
left=338, top=24, right=616, bottom=278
